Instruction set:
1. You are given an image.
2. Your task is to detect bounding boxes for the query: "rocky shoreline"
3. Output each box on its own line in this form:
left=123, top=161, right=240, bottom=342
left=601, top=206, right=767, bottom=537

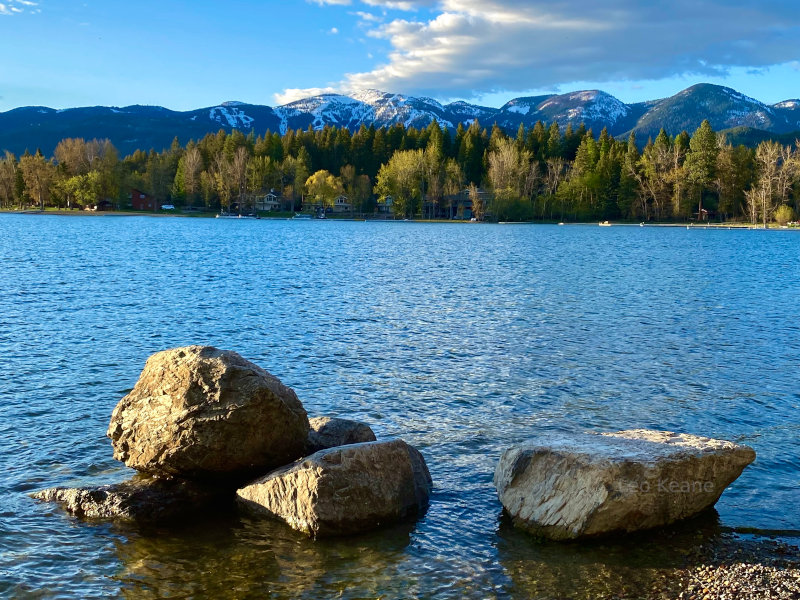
left=31, top=344, right=790, bottom=597
left=669, top=534, right=800, bottom=600
left=34, top=345, right=432, bottom=537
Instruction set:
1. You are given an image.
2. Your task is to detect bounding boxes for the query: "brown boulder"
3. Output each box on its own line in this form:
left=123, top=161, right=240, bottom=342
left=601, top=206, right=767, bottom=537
left=107, top=346, right=309, bottom=482
left=237, top=439, right=432, bottom=537
left=306, top=416, right=377, bottom=453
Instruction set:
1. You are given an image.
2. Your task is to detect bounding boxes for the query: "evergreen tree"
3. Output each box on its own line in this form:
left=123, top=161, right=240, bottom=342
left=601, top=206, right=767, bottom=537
left=546, top=122, right=562, bottom=158
left=684, top=120, right=719, bottom=220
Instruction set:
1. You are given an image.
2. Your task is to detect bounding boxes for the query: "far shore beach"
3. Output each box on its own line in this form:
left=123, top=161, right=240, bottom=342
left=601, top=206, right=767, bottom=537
left=3, top=208, right=798, bottom=229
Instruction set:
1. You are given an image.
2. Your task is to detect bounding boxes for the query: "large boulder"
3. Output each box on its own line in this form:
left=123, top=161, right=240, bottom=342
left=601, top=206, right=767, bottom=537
left=108, top=346, right=309, bottom=482
left=494, top=429, right=756, bottom=540
left=306, top=416, right=377, bottom=453
left=237, top=439, right=432, bottom=537
left=31, top=475, right=232, bottom=524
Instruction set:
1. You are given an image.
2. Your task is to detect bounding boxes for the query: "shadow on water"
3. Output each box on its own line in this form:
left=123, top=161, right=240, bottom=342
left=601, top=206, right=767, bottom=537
left=495, top=509, right=726, bottom=599
left=113, top=512, right=420, bottom=599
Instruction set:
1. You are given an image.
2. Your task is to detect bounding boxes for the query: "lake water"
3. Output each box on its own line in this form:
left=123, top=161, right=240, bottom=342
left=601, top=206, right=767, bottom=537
left=1, top=214, right=798, bottom=598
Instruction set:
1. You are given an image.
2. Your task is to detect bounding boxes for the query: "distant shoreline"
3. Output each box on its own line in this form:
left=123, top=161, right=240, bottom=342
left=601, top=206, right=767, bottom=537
left=2, top=209, right=798, bottom=230
left=1, top=209, right=208, bottom=218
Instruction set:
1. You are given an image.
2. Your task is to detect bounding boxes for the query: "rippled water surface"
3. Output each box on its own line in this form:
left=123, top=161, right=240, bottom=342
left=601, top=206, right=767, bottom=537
left=1, top=214, right=798, bottom=598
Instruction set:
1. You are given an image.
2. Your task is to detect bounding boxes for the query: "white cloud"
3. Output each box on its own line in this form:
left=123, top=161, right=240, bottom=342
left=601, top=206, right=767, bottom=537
left=353, top=10, right=383, bottom=23
left=0, top=0, right=37, bottom=15
left=274, top=87, right=341, bottom=104
left=289, top=0, right=800, bottom=100
left=362, top=0, right=437, bottom=9
left=330, top=26, right=339, bottom=34
left=362, top=0, right=428, bottom=9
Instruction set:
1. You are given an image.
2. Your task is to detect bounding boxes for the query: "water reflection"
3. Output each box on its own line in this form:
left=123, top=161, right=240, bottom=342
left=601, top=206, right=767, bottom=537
left=496, top=510, right=724, bottom=599
left=109, top=505, right=732, bottom=599
left=114, top=515, right=419, bottom=599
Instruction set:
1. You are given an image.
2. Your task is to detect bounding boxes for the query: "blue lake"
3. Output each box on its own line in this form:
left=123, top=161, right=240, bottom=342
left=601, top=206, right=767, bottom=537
left=1, top=214, right=798, bottom=598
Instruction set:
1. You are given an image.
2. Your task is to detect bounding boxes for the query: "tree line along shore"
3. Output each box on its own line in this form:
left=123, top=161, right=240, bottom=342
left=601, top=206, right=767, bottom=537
left=1, top=119, right=798, bottom=225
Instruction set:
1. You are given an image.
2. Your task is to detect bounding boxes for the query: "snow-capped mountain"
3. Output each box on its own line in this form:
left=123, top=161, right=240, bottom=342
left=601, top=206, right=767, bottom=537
left=772, top=99, right=800, bottom=131
left=1, top=84, right=799, bottom=156
left=208, top=102, right=255, bottom=129
left=495, top=91, right=647, bottom=134
left=629, top=83, right=797, bottom=140
left=274, top=90, right=467, bottom=134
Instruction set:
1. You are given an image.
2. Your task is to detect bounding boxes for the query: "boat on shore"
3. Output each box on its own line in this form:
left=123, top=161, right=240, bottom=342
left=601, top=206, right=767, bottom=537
left=599, top=221, right=611, bottom=226
left=216, top=212, right=259, bottom=219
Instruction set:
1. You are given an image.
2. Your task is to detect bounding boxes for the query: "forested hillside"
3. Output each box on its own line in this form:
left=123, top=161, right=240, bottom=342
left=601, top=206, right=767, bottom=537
left=1, top=118, right=798, bottom=225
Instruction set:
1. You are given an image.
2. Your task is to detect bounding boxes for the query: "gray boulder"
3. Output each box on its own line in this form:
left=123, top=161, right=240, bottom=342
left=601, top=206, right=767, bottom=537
left=306, top=416, right=377, bottom=453
left=107, top=346, right=309, bottom=482
left=494, top=429, right=755, bottom=540
left=237, top=439, right=432, bottom=537
left=31, top=475, right=231, bottom=524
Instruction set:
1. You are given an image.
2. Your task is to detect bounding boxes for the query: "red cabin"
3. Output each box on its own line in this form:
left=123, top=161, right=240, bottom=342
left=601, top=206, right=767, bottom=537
left=130, top=188, right=158, bottom=211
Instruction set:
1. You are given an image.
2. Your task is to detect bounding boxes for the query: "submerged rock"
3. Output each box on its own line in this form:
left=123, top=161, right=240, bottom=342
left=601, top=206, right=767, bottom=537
left=237, top=440, right=432, bottom=537
left=107, top=345, right=309, bottom=483
left=31, top=475, right=232, bottom=524
left=494, top=429, right=756, bottom=540
left=306, top=416, right=377, bottom=453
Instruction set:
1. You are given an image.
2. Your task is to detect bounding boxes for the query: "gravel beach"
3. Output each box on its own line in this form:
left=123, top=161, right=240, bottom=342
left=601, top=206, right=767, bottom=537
left=670, top=534, right=800, bottom=600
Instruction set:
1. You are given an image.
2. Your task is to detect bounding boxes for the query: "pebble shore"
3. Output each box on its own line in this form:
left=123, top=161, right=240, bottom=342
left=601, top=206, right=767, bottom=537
left=671, top=535, right=800, bottom=600
left=582, top=533, right=800, bottom=600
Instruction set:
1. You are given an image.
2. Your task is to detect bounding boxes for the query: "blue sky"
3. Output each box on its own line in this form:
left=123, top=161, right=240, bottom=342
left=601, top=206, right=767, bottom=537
left=1, top=0, right=798, bottom=111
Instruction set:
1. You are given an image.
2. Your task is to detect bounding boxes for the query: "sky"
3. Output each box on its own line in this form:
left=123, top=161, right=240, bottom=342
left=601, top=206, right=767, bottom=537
left=1, top=0, right=799, bottom=112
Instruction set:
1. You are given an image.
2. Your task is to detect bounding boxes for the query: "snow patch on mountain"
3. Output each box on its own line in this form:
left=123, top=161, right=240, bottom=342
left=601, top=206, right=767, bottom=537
left=581, top=91, right=629, bottom=123
left=774, top=100, right=799, bottom=109
left=209, top=106, right=254, bottom=129
left=447, top=101, right=487, bottom=116
left=540, top=91, right=629, bottom=125
left=570, top=91, right=598, bottom=103
left=724, top=108, right=769, bottom=124
left=504, top=100, right=531, bottom=115
left=722, top=87, right=770, bottom=112
left=417, top=96, right=444, bottom=111
left=275, top=93, right=376, bottom=132
left=277, top=89, right=456, bottom=131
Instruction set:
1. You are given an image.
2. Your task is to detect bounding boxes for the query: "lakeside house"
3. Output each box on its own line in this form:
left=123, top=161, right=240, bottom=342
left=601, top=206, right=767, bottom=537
left=130, top=189, right=159, bottom=211
left=255, top=190, right=282, bottom=212
left=376, top=195, right=393, bottom=215
left=333, top=194, right=351, bottom=213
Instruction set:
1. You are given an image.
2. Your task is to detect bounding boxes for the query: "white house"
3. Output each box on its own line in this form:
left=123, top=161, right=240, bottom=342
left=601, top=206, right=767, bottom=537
left=256, top=191, right=281, bottom=212
left=332, top=194, right=351, bottom=213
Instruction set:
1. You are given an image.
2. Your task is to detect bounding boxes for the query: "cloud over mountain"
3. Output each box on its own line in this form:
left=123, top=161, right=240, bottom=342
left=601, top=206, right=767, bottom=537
left=289, top=0, right=800, bottom=101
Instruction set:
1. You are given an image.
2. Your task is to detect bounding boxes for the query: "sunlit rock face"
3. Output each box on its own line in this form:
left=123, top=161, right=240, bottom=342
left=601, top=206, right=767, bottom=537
left=494, top=429, right=755, bottom=540
left=237, top=440, right=432, bottom=538
left=107, top=345, right=309, bottom=483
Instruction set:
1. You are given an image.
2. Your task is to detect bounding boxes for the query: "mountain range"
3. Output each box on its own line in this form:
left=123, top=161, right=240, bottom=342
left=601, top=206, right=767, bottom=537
left=1, top=84, right=798, bottom=157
